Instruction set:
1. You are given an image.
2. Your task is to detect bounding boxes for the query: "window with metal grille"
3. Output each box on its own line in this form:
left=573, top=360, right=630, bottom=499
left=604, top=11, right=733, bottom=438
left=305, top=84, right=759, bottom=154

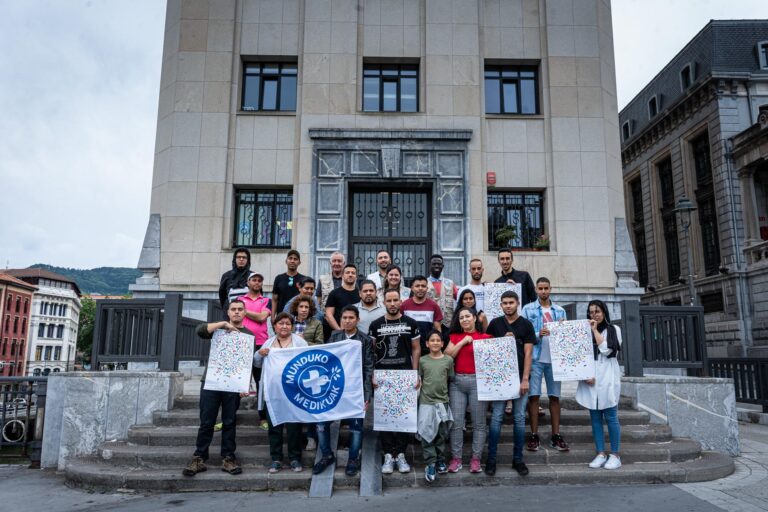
left=630, top=177, right=648, bottom=287
left=484, top=65, right=539, bottom=114
left=691, top=132, right=721, bottom=276
left=241, top=62, right=297, bottom=111
left=487, top=191, right=544, bottom=250
left=235, top=189, right=293, bottom=248
left=658, top=158, right=680, bottom=282
left=363, top=63, right=419, bottom=112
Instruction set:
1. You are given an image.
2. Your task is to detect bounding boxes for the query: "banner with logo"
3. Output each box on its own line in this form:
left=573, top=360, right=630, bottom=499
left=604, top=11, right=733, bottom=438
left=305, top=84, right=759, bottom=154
left=483, top=283, right=522, bottom=321
left=373, top=369, right=419, bottom=433
left=262, top=341, right=365, bottom=426
left=474, top=336, right=520, bottom=401
left=203, top=329, right=254, bottom=393
left=546, top=319, right=596, bottom=381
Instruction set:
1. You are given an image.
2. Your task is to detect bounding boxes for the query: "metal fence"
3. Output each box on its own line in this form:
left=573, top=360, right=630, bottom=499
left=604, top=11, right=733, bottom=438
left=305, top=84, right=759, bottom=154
left=0, top=377, right=47, bottom=467
left=709, top=358, right=768, bottom=412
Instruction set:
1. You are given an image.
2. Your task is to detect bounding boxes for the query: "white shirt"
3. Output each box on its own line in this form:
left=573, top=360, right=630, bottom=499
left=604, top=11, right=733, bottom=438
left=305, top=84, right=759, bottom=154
left=457, top=283, right=485, bottom=312
left=576, top=326, right=623, bottom=410
left=538, top=306, right=553, bottom=364
left=367, top=271, right=386, bottom=290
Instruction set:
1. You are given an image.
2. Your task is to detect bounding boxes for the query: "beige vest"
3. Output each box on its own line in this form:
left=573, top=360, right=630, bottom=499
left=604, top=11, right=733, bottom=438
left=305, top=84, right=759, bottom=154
left=427, top=277, right=455, bottom=326
left=319, top=274, right=335, bottom=310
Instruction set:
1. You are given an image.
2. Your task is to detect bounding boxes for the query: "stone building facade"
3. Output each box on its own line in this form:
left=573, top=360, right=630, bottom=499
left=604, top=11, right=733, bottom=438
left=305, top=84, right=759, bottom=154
left=131, top=0, right=639, bottom=319
left=619, top=20, right=768, bottom=356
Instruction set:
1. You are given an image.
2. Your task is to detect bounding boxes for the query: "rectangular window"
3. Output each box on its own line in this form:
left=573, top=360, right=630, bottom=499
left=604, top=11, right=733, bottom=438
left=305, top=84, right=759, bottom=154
left=56, top=325, right=64, bottom=339
left=487, top=191, right=544, bottom=250
left=630, top=178, right=649, bottom=287
left=234, top=189, right=293, bottom=248
left=484, top=65, right=539, bottom=115
left=38, top=323, right=45, bottom=338
left=700, top=290, right=724, bottom=314
left=680, top=64, right=693, bottom=91
left=658, top=158, right=681, bottom=282
left=759, top=42, right=768, bottom=69
left=622, top=121, right=631, bottom=142
left=691, top=132, right=721, bottom=276
left=44, top=346, right=52, bottom=361
left=362, top=64, right=419, bottom=113
left=35, top=346, right=42, bottom=361
left=241, top=62, right=297, bottom=112
left=648, top=96, right=658, bottom=118
left=54, top=346, right=62, bottom=361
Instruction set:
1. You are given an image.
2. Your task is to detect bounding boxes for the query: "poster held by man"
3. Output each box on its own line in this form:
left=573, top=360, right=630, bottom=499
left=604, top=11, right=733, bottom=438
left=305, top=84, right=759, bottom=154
left=203, top=329, right=255, bottom=393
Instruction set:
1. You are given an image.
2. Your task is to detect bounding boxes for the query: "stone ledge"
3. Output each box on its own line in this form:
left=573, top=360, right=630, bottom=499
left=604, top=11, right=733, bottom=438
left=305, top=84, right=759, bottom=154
left=308, top=128, right=473, bottom=140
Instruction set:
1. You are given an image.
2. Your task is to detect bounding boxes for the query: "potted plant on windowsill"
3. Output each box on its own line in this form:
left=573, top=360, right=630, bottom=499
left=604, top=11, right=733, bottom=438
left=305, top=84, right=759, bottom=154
left=494, top=225, right=518, bottom=249
left=533, top=234, right=550, bottom=251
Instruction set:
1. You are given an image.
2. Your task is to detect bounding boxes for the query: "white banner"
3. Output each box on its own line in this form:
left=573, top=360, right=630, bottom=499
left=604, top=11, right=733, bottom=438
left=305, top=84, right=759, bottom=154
left=474, top=337, right=520, bottom=401
left=373, top=369, right=418, bottom=433
left=204, top=329, right=254, bottom=393
left=546, top=319, right=596, bottom=381
left=483, top=283, right=522, bottom=321
left=262, top=341, right=365, bottom=426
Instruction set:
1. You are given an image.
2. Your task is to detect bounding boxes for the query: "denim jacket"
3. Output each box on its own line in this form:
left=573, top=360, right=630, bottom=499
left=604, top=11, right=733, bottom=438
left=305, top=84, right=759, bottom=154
left=521, top=300, right=567, bottom=362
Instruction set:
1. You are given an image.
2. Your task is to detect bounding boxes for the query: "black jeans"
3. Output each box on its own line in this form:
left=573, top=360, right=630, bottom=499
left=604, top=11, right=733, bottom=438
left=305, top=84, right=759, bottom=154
left=265, top=409, right=303, bottom=462
left=380, top=431, right=410, bottom=456
left=194, top=385, right=239, bottom=460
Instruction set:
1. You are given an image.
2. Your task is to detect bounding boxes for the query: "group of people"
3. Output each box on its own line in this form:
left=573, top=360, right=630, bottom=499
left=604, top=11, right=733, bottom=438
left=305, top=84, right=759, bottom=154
left=183, top=246, right=624, bottom=482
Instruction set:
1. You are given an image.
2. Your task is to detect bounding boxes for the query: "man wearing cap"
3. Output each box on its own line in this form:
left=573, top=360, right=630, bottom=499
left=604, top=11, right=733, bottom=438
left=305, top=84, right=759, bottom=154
left=240, top=272, right=271, bottom=347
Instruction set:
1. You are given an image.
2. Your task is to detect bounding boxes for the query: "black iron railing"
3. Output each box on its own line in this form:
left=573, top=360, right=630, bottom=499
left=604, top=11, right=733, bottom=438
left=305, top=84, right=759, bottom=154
left=709, top=358, right=768, bottom=412
left=0, top=377, right=47, bottom=467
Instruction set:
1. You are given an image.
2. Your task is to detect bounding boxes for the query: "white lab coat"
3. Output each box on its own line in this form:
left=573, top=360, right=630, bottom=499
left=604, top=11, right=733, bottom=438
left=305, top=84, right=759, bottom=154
left=575, top=326, right=623, bottom=410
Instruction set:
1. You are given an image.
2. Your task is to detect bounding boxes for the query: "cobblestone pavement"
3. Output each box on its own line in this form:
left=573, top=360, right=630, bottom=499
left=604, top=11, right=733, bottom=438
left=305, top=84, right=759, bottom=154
left=676, top=422, right=768, bottom=511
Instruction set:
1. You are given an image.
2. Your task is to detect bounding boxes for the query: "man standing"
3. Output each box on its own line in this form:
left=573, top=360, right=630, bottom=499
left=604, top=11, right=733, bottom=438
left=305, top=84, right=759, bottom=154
left=282, top=277, right=323, bottom=321
left=355, top=279, right=384, bottom=334
left=183, top=300, right=252, bottom=477
left=484, top=291, right=536, bottom=477
left=325, top=264, right=361, bottom=332
left=457, top=258, right=486, bottom=312
left=366, top=249, right=392, bottom=290
left=317, top=251, right=346, bottom=310
left=494, top=248, right=536, bottom=307
left=369, top=289, right=421, bottom=474
left=401, top=275, right=443, bottom=351
left=218, top=247, right=251, bottom=308
left=426, top=254, right=458, bottom=328
left=522, top=277, right=570, bottom=452
left=312, top=305, right=375, bottom=477
left=272, top=250, right=305, bottom=317
left=239, top=272, right=271, bottom=346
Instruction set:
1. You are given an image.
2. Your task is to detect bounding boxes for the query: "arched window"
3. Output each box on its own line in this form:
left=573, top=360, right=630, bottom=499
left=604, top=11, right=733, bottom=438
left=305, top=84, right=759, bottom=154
left=33, top=368, right=41, bottom=376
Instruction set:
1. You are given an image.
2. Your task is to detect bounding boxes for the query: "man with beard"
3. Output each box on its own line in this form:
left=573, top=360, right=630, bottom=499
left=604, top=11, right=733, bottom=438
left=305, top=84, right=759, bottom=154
left=218, top=247, right=251, bottom=308
left=426, top=254, right=458, bottom=328
left=324, top=264, right=361, bottom=332
left=457, top=258, right=486, bottom=312
left=494, top=248, right=536, bottom=307
left=401, top=275, right=443, bottom=351
left=366, top=249, right=392, bottom=290
left=271, top=249, right=305, bottom=318
left=354, top=279, right=384, bottom=334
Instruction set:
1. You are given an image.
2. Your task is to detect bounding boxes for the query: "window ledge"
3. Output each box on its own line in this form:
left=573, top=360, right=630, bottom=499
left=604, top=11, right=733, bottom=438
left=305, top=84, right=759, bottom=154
left=358, top=111, right=424, bottom=116
left=237, top=111, right=297, bottom=116
left=484, top=114, right=544, bottom=120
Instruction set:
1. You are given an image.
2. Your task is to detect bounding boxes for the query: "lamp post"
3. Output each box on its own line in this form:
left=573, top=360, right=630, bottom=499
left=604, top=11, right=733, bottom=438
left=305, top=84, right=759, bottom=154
left=673, top=196, right=698, bottom=306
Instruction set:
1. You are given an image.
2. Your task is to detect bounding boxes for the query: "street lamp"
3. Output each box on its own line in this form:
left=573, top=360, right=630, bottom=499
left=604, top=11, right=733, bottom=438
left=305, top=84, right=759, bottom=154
left=673, top=196, right=698, bottom=306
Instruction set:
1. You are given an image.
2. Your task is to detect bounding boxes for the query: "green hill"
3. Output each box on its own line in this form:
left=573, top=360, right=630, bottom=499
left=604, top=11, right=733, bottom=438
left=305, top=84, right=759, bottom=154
left=28, top=264, right=141, bottom=295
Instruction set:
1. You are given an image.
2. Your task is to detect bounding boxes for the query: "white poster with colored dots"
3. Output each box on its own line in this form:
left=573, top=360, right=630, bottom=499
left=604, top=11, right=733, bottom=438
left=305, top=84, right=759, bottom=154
left=204, top=329, right=255, bottom=393
left=546, top=320, right=596, bottom=381
left=483, top=283, right=522, bottom=321
left=373, top=370, right=419, bottom=433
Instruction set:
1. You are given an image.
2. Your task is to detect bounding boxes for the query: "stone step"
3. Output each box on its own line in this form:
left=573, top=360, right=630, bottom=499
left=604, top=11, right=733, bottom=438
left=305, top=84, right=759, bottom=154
left=96, top=438, right=701, bottom=469
left=63, top=451, right=734, bottom=492
left=127, top=423, right=673, bottom=446
left=151, top=408, right=652, bottom=428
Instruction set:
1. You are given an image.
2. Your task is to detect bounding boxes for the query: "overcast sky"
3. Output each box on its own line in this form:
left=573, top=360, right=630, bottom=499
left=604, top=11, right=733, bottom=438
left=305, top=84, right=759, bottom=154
left=1, top=0, right=767, bottom=270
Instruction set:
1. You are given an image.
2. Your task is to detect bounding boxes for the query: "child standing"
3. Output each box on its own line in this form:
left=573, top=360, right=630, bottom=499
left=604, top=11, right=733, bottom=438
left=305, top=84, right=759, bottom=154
left=418, top=330, right=455, bottom=483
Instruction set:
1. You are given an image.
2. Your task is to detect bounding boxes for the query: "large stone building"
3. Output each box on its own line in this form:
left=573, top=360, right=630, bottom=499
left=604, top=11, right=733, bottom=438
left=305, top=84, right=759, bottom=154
left=131, top=0, right=639, bottom=318
left=0, top=273, right=36, bottom=377
left=619, top=20, right=768, bottom=356
left=7, top=268, right=82, bottom=375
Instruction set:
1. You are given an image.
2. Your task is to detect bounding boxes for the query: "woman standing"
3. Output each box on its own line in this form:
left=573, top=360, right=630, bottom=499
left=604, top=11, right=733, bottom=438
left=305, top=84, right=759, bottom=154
left=443, top=306, right=491, bottom=474
left=576, top=300, right=623, bottom=470
left=290, top=295, right=324, bottom=345
left=457, top=289, right=488, bottom=332
left=254, top=312, right=308, bottom=473
left=377, top=264, right=410, bottom=301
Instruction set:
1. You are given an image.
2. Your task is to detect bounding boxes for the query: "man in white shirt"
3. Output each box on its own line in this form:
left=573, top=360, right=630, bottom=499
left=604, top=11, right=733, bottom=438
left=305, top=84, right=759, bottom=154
left=366, top=249, right=392, bottom=290
left=457, top=258, right=485, bottom=312
left=354, top=280, right=384, bottom=334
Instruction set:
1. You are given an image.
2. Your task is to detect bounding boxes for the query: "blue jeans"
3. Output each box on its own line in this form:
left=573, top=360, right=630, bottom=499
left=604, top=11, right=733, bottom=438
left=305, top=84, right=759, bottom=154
left=529, top=361, right=561, bottom=397
left=589, top=406, right=621, bottom=453
left=487, top=393, right=528, bottom=463
left=317, top=418, right=363, bottom=461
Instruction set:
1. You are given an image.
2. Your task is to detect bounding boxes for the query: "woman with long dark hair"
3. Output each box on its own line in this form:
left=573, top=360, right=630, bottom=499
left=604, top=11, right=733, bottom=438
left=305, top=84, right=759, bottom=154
left=576, top=300, right=623, bottom=470
left=456, top=288, right=488, bottom=332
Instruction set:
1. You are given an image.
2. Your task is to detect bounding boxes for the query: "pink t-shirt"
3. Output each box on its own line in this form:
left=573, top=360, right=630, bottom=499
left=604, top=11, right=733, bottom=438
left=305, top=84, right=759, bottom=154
left=239, top=294, right=271, bottom=345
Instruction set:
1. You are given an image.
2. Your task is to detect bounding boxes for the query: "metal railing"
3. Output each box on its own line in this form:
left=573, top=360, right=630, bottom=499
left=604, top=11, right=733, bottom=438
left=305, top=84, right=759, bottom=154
left=0, top=377, right=47, bottom=467
left=709, top=358, right=768, bottom=412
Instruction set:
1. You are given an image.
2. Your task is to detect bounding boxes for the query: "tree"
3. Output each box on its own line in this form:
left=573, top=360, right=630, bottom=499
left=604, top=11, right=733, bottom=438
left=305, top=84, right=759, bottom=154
left=77, top=297, right=96, bottom=364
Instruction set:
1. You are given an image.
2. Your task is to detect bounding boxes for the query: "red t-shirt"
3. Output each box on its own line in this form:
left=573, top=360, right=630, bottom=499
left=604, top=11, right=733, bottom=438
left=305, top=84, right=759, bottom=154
left=450, top=331, right=492, bottom=374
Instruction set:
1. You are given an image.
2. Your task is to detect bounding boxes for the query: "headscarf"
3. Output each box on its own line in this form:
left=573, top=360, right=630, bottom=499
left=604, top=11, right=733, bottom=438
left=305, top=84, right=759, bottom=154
left=587, top=300, right=620, bottom=360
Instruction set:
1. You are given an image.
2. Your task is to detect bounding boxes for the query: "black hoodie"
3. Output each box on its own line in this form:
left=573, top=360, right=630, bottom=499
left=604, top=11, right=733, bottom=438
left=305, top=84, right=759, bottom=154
left=218, top=248, right=251, bottom=307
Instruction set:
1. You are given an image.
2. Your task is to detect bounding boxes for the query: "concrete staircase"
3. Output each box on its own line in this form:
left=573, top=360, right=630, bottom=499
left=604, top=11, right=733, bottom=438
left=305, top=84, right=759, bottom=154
left=63, top=395, right=734, bottom=492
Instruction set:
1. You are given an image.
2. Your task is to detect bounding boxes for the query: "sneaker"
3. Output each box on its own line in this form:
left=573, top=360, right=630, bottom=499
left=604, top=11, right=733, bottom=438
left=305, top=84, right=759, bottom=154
left=485, top=459, right=497, bottom=477
left=395, top=453, right=411, bottom=473
left=550, top=434, right=570, bottom=452
left=290, top=459, right=303, bottom=472
left=268, top=460, right=282, bottom=473
left=589, top=454, right=608, bottom=469
left=221, top=456, right=242, bottom=475
left=527, top=433, right=540, bottom=451
left=305, top=437, right=317, bottom=451
left=312, top=455, right=334, bottom=475
left=436, top=460, right=448, bottom=474
left=345, top=458, right=360, bottom=477
left=260, top=420, right=269, bottom=430
left=603, top=454, right=622, bottom=470
left=213, top=422, right=223, bottom=432
left=447, top=457, right=462, bottom=473
left=182, top=455, right=206, bottom=477
left=381, top=453, right=394, bottom=474
left=512, top=461, right=529, bottom=476
left=469, top=457, right=482, bottom=473
left=424, top=463, right=436, bottom=483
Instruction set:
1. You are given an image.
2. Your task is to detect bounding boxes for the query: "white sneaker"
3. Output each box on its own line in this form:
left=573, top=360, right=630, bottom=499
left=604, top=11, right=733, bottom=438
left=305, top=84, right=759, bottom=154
left=395, top=453, right=411, bottom=473
left=589, top=454, right=608, bottom=469
left=305, top=438, right=317, bottom=451
left=381, top=453, right=394, bottom=474
left=603, top=454, right=621, bottom=470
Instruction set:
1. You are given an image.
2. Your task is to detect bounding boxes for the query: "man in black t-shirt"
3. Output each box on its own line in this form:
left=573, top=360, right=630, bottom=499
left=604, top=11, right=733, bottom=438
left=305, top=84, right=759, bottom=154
left=368, top=288, right=421, bottom=475
left=271, top=249, right=305, bottom=317
left=484, top=290, right=535, bottom=477
left=325, top=264, right=361, bottom=331
left=494, top=248, right=536, bottom=307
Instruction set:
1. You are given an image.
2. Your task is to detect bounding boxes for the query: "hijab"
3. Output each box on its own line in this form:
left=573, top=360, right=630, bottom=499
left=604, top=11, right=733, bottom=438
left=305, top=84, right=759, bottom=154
left=587, top=300, right=620, bottom=360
